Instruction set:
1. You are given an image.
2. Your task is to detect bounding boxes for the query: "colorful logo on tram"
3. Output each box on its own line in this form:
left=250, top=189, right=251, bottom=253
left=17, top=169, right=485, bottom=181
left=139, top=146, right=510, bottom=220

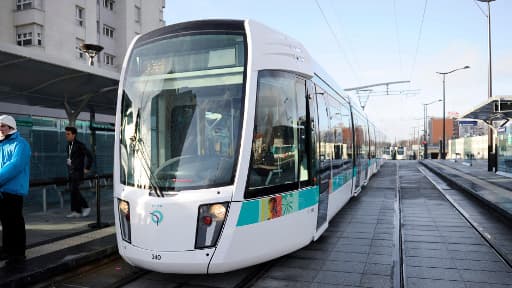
left=149, top=210, right=164, bottom=226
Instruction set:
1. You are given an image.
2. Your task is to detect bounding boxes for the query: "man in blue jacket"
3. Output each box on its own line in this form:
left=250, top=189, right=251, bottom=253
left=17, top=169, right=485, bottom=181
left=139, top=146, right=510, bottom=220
left=0, top=115, right=31, bottom=267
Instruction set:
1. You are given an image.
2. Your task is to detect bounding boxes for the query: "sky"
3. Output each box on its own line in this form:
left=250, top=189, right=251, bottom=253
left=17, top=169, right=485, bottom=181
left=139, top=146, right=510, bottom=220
left=163, top=0, right=512, bottom=142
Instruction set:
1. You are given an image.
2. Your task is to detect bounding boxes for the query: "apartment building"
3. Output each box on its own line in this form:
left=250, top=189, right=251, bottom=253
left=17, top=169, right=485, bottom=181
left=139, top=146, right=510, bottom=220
left=0, top=0, right=165, bottom=73
left=0, top=0, right=166, bottom=181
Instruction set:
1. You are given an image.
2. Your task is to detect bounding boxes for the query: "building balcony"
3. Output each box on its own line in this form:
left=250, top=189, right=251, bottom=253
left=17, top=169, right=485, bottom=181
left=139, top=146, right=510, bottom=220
left=14, top=8, right=45, bottom=27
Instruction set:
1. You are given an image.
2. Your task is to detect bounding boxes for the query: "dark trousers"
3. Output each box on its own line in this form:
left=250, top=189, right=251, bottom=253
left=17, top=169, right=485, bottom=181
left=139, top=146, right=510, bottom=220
left=69, top=174, right=89, bottom=213
left=0, top=192, right=26, bottom=257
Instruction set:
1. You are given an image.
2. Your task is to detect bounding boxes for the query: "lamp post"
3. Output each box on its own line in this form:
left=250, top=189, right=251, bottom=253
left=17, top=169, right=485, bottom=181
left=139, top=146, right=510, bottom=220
left=79, top=43, right=104, bottom=66
left=477, top=0, right=496, bottom=171
left=423, top=99, right=442, bottom=159
left=436, top=66, right=470, bottom=159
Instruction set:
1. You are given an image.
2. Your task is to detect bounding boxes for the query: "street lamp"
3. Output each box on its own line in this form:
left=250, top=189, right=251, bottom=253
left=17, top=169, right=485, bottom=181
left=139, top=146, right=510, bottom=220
left=477, top=0, right=496, bottom=171
left=79, top=43, right=104, bottom=66
left=423, top=99, right=441, bottom=159
left=436, top=66, right=470, bottom=159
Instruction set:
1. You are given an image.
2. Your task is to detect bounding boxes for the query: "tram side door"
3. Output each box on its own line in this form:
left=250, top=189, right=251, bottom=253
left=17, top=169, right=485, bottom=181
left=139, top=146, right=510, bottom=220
left=353, top=115, right=362, bottom=191
left=312, top=84, right=329, bottom=234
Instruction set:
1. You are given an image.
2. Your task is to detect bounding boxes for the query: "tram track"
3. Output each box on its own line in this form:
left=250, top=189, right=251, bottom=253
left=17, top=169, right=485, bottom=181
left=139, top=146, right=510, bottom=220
left=394, top=162, right=405, bottom=288
left=418, top=165, right=512, bottom=272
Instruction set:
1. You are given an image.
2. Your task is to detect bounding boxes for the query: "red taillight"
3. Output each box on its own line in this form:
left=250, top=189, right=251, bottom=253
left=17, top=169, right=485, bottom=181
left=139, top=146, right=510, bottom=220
left=202, top=216, right=213, bottom=225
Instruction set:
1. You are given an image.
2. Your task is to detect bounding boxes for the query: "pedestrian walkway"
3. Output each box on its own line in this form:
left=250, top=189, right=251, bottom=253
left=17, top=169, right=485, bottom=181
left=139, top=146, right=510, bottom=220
left=0, top=187, right=116, bottom=288
left=421, top=159, right=512, bottom=221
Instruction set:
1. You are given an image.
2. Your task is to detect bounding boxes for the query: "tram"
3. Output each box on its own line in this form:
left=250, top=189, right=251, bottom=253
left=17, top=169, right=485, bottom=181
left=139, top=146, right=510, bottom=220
left=113, top=19, right=386, bottom=274
left=382, top=146, right=392, bottom=160
left=395, top=146, right=407, bottom=160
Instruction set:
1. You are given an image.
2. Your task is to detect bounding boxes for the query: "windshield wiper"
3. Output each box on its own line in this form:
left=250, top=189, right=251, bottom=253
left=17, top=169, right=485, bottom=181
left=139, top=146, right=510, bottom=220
left=129, top=108, right=164, bottom=197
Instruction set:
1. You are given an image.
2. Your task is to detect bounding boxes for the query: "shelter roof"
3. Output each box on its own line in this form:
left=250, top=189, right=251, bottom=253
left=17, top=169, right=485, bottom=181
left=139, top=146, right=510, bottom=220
left=0, top=44, right=119, bottom=116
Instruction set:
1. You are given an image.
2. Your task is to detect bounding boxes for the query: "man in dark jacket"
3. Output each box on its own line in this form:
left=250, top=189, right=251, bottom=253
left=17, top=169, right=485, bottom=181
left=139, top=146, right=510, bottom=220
left=65, top=126, right=93, bottom=218
left=0, top=115, right=31, bottom=267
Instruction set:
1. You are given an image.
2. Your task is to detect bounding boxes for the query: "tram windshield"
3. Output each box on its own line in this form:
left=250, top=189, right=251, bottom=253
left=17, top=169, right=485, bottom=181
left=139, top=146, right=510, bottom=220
left=119, top=33, right=245, bottom=192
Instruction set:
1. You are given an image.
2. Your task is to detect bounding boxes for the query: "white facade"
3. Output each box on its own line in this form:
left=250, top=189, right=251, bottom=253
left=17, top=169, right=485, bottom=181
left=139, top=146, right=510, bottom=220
left=0, top=0, right=165, bottom=73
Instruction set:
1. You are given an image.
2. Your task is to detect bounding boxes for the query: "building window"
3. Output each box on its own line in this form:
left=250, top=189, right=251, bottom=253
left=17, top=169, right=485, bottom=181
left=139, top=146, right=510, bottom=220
left=96, top=21, right=100, bottom=34
left=17, top=32, right=32, bottom=46
left=103, top=25, right=114, bottom=38
left=76, top=6, right=85, bottom=27
left=16, top=0, right=32, bottom=10
left=134, top=5, right=141, bottom=23
left=103, top=0, right=114, bottom=11
left=16, top=25, right=42, bottom=47
left=104, top=53, right=115, bottom=66
left=75, top=38, right=85, bottom=60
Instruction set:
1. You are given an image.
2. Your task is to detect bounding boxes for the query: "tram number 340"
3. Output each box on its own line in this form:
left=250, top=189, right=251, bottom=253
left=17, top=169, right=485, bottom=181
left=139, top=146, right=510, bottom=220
left=152, top=254, right=162, bottom=261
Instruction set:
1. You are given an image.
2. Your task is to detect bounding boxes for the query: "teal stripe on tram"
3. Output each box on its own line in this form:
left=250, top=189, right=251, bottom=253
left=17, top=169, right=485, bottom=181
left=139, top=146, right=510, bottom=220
left=237, top=200, right=260, bottom=227
left=236, top=186, right=319, bottom=227
left=298, top=186, right=319, bottom=209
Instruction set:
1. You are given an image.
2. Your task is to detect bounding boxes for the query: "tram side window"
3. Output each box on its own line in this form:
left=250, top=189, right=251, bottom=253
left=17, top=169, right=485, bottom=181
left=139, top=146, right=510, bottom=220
left=120, top=94, right=134, bottom=185
left=316, top=91, right=332, bottom=184
left=330, top=103, right=352, bottom=176
left=353, top=113, right=366, bottom=162
left=247, top=71, right=307, bottom=196
left=295, top=79, right=308, bottom=183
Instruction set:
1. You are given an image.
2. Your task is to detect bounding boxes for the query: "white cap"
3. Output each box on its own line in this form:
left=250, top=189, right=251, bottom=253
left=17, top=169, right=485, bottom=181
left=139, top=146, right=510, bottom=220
left=0, top=115, right=16, bottom=130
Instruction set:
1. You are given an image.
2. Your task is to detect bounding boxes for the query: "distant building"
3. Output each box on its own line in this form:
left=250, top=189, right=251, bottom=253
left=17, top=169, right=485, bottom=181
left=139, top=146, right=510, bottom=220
left=0, top=0, right=165, bottom=73
left=428, top=117, right=454, bottom=145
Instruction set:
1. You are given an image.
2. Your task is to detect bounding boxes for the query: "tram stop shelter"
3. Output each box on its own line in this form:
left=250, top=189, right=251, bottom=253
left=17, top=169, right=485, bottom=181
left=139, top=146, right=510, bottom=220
left=461, top=96, right=512, bottom=176
left=0, top=43, right=119, bottom=118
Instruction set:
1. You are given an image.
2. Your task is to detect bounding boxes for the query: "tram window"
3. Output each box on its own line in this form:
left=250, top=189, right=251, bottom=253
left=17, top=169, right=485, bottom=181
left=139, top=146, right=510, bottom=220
left=295, top=79, right=308, bottom=183
left=247, top=71, right=307, bottom=196
left=316, top=92, right=332, bottom=179
left=120, top=95, right=133, bottom=185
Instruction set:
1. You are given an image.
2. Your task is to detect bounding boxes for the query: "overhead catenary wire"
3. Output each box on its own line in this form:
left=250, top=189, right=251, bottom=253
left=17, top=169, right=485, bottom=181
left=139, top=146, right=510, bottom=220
left=314, top=0, right=361, bottom=84
left=330, top=0, right=362, bottom=81
left=393, top=0, right=404, bottom=78
left=472, top=0, right=488, bottom=17
left=408, top=0, right=429, bottom=84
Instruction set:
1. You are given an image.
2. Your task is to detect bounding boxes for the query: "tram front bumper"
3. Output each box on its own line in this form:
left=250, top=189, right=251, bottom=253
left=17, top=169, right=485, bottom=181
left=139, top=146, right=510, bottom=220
left=118, top=241, right=215, bottom=274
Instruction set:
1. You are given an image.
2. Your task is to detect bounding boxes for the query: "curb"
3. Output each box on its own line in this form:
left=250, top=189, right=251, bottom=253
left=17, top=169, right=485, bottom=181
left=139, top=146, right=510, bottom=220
left=419, top=161, right=512, bottom=222
left=0, top=234, right=117, bottom=288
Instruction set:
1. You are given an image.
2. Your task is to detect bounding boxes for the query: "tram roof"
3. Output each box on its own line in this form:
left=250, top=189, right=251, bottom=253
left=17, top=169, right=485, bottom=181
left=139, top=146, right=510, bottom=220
left=0, top=43, right=119, bottom=116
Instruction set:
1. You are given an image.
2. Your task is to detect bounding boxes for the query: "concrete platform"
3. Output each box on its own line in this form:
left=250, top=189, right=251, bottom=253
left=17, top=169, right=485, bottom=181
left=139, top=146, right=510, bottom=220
left=420, top=159, right=512, bottom=221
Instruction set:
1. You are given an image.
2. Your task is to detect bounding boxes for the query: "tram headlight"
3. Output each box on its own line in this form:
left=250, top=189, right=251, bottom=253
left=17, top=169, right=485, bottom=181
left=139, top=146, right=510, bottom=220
left=195, top=202, right=229, bottom=249
left=117, top=199, right=131, bottom=243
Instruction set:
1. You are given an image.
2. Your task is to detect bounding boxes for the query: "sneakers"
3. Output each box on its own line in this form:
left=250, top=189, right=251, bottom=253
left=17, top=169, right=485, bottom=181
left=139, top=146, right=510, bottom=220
left=66, top=208, right=91, bottom=218
left=66, top=211, right=82, bottom=218
left=81, top=208, right=91, bottom=217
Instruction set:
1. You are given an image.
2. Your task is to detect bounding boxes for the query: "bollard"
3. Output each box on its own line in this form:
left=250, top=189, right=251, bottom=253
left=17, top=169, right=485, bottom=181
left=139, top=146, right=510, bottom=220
left=88, top=174, right=109, bottom=228
left=42, top=186, right=47, bottom=213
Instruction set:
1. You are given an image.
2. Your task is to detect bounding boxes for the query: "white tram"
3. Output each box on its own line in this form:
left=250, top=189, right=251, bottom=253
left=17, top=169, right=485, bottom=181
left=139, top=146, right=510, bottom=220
left=395, top=146, right=407, bottom=160
left=114, top=19, right=385, bottom=274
